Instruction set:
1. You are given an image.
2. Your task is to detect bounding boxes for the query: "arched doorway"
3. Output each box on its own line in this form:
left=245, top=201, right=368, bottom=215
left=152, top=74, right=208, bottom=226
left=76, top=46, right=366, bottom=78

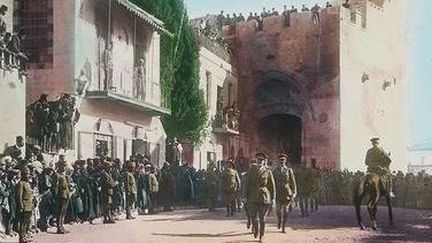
left=258, top=114, right=302, bottom=164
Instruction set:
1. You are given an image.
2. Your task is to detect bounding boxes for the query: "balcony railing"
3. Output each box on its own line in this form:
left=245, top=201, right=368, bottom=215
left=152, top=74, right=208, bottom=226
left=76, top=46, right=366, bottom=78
left=212, top=103, right=240, bottom=135
left=81, top=55, right=171, bottom=116
left=85, top=89, right=171, bottom=116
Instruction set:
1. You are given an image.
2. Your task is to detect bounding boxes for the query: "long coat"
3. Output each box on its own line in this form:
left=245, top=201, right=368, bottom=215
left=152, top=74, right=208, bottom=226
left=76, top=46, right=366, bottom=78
left=220, top=168, right=241, bottom=195
left=245, top=165, right=276, bottom=205
left=273, top=165, right=297, bottom=204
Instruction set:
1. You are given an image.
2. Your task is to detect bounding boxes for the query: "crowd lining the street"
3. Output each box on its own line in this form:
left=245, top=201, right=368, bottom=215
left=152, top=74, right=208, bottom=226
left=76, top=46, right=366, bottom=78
left=0, top=136, right=431, bottom=242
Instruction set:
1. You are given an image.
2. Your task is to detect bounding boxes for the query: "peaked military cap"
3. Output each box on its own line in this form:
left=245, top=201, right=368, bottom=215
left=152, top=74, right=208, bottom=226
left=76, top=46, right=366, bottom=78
left=256, top=152, right=268, bottom=160
left=278, top=153, right=288, bottom=159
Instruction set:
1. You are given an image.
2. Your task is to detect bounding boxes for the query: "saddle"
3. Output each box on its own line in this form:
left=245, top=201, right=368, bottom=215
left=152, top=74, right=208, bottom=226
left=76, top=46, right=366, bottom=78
left=365, top=168, right=390, bottom=194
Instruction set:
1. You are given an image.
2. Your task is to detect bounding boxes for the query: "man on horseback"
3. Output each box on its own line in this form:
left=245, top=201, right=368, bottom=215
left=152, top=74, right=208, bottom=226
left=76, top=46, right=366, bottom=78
left=365, top=137, right=395, bottom=198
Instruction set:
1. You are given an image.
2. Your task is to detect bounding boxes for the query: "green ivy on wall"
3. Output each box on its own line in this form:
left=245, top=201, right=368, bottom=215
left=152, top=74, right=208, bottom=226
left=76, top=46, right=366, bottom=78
left=132, top=0, right=208, bottom=145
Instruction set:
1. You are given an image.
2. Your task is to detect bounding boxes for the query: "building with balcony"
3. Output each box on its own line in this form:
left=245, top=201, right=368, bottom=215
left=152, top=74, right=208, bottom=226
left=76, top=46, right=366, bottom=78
left=185, top=17, right=242, bottom=170
left=0, top=0, right=27, bottom=152
left=18, top=0, right=170, bottom=165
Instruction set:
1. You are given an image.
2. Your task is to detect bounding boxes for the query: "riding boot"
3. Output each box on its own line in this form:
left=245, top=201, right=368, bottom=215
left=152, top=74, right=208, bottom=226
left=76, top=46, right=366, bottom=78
left=225, top=204, right=230, bottom=217
left=259, top=220, right=265, bottom=241
left=126, top=208, right=132, bottom=220
left=282, top=211, right=288, bottom=233
left=276, top=212, right=281, bottom=229
left=252, top=219, right=258, bottom=238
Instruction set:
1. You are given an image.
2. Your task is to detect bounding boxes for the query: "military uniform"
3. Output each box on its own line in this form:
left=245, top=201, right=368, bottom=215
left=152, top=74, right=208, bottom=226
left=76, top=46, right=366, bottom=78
left=310, top=166, right=323, bottom=212
left=365, top=138, right=393, bottom=195
left=16, top=167, right=33, bottom=243
left=273, top=162, right=297, bottom=232
left=245, top=153, right=275, bottom=240
left=101, top=163, right=116, bottom=223
left=37, top=168, right=54, bottom=231
left=125, top=168, right=137, bottom=219
left=54, top=164, right=70, bottom=234
left=220, top=165, right=241, bottom=216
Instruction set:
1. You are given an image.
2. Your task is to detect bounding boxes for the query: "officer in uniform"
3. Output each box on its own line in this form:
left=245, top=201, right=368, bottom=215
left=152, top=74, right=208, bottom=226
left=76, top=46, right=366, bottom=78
left=273, top=153, right=297, bottom=233
left=16, top=166, right=33, bottom=243
left=125, top=161, right=137, bottom=220
left=310, top=159, right=323, bottom=212
left=101, top=160, right=116, bottom=223
left=54, top=155, right=70, bottom=234
left=220, top=159, right=241, bottom=217
left=365, top=137, right=394, bottom=197
left=245, top=152, right=275, bottom=241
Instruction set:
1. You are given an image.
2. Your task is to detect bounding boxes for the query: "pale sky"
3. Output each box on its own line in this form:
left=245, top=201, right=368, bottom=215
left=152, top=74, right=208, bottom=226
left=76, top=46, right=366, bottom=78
left=185, top=0, right=432, bottom=146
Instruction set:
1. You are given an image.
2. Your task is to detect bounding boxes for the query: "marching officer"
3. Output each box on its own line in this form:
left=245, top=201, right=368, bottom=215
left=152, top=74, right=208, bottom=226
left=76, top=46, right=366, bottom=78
left=125, top=161, right=137, bottom=220
left=273, top=153, right=297, bottom=233
left=100, top=160, right=117, bottom=224
left=245, top=152, right=275, bottom=241
left=220, top=159, right=241, bottom=217
left=54, top=155, right=70, bottom=234
left=16, top=166, right=33, bottom=243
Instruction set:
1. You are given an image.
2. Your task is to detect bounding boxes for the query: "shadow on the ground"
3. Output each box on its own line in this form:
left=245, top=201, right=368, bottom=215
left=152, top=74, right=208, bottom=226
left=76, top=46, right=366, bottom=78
left=152, top=231, right=251, bottom=238
left=360, top=215, right=432, bottom=242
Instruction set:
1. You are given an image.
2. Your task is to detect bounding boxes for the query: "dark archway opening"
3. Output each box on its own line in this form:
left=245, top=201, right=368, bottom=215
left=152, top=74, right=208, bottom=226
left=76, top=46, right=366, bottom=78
left=258, top=114, right=302, bottom=164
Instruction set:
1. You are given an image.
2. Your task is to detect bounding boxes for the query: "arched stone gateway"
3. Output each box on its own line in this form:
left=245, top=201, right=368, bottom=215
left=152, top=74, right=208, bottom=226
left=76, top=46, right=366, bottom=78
left=242, top=71, right=306, bottom=162
left=258, top=114, right=302, bottom=164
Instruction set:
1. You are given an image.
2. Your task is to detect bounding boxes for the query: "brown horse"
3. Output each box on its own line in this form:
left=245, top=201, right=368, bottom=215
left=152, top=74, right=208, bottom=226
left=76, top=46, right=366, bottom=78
left=353, top=172, right=393, bottom=230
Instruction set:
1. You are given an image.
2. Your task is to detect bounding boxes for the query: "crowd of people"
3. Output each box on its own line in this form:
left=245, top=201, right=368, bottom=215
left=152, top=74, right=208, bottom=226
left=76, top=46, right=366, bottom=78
left=0, top=4, right=28, bottom=75
left=0, top=136, right=431, bottom=242
left=216, top=1, right=337, bottom=28
left=321, top=169, right=432, bottom=210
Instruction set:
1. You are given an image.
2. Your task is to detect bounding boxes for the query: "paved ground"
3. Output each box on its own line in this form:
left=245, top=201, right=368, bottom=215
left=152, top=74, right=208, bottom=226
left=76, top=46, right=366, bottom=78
left=17, top=206, right=432, bottom=243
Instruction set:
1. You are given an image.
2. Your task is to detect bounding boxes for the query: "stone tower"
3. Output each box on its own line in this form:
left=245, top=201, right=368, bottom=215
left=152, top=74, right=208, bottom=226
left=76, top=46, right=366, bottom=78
left=224, top=0, right=408, bottom=171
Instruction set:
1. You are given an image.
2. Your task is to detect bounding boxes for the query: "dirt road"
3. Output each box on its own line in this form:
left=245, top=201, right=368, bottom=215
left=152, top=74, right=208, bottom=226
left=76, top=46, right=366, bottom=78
left=29, top=206, right=432, bottom=243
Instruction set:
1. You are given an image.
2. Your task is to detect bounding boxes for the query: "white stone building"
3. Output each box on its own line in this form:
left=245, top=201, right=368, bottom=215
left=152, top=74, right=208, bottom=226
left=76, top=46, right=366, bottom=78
left=19, top=0, right=170, bottom=166
left=0, top=0, right=26, bottom=153
left=189, top=28, right=239, bottom=170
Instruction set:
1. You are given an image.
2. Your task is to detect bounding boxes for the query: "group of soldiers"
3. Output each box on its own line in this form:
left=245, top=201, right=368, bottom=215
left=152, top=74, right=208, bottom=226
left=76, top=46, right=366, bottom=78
left=0, top=4, right=27, bottom=74
left=2, top=134, right=432, bottom=242
left=217, top=152, right=324, bottom=241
